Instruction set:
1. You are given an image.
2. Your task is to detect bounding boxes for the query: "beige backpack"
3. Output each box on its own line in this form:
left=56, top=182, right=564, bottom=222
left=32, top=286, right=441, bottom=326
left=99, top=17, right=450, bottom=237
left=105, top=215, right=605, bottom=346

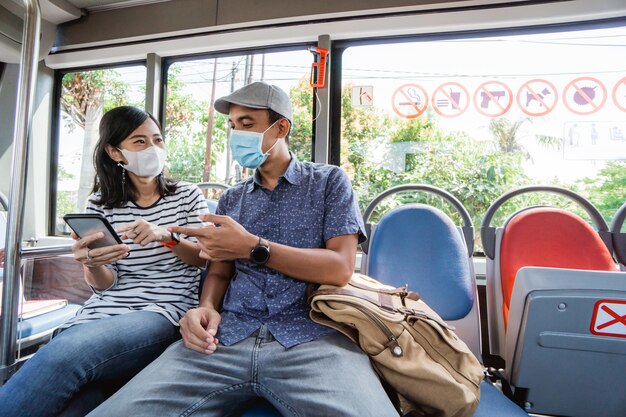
left=309, top=273, right=484, bottom=417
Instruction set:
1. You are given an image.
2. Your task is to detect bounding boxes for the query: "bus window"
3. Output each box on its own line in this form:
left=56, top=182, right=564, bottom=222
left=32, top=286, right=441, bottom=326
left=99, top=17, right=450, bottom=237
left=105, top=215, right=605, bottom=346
left=54, top=65, right=147, bottom=235
left=164, top=49, right=313, bottom=187
left=339, top=23, right=626, bottom=251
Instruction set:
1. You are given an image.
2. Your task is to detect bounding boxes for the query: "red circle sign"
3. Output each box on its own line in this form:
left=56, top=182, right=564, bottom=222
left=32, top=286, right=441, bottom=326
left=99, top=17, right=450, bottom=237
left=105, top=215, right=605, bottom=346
left=392, top=84, right=429, bottom=119
left=432, top=82, right=469, bottom=118
left=563, top=76, right=607, bottom=116
left=516, top=79, right=558, bottom=117
left=473, top=81, right=513, bottom=117
left=612, top=76, right=626, bottom=113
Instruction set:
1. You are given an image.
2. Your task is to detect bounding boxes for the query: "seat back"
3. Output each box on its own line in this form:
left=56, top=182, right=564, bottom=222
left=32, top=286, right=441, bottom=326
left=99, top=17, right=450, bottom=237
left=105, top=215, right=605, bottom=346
left=481, top=185, right=614, bottom=357
left=361, top=185, right=481, bottom=360
left=499, top=207, right=616, bottom=328
left=196, top=182, right=228, bottom=214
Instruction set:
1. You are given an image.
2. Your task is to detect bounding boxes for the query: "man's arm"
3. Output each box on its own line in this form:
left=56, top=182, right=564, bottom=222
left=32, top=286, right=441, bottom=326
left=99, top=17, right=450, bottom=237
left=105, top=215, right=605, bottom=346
left=171, top=215, right=357, bottom=287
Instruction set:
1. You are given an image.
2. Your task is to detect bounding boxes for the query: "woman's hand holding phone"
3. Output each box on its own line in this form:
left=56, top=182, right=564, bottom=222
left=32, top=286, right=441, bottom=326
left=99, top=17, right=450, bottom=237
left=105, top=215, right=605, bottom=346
left=71, top=231, right=130, bottom=268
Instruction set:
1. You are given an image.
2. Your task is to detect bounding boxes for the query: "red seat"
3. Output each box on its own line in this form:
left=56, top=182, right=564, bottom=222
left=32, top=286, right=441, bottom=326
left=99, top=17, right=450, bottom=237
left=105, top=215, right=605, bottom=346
left=499, top=208, right=617, bottom=328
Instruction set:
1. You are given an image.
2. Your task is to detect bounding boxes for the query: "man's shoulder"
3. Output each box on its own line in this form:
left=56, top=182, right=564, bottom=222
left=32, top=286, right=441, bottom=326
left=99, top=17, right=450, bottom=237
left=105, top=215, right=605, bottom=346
left=298, top=160, right=344, bottom=179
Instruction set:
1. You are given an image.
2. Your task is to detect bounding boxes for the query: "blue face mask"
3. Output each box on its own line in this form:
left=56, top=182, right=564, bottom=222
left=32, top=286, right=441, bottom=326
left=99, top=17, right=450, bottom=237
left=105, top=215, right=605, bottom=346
left=229, top=121, right=281, bottom=169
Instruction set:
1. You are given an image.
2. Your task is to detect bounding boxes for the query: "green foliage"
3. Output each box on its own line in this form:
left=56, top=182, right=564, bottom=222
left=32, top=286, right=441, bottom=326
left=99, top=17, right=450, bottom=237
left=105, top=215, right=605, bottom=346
left=289, top=78, right=313, bottom=161
left=164, top=66, right=227, bottom=183
left=581, top=161, right=626, bottom=224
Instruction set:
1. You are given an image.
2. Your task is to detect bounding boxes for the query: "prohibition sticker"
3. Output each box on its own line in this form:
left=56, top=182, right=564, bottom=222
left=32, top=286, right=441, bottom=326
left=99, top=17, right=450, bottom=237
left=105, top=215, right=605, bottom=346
left=563, top=76, right=607, bottom=116
left=612, top=76, right=626, bottom=113
left=516, top=79, right=558, bottom=117
left=432, top=82, right=469, bottom=117
left=590, top=299, right=626, bottom=338
left=473, top=80, right=512, bottom=117
left=392, top=83, right=429, bottom=119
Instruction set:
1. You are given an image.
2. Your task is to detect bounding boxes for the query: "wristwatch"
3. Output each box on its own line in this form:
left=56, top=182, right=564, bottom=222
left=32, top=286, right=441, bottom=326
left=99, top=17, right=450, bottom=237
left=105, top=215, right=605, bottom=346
left=250, top=236, right=270, bottom=264
left=161, top=232, right=180, bottom=249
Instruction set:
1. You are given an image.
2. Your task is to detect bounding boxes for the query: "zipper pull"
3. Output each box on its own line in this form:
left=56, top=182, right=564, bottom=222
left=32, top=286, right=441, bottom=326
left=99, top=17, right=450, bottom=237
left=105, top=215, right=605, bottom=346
left=386, top=336, right=403, bottom=357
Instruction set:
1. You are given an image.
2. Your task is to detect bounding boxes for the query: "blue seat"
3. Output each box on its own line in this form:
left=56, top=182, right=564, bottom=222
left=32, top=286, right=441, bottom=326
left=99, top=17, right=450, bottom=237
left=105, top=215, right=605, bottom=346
left=17, top=304, right=81, bottom=348
left=206, top=199, right=218, bottom=214
left=195, top=182, right=228, bottom=214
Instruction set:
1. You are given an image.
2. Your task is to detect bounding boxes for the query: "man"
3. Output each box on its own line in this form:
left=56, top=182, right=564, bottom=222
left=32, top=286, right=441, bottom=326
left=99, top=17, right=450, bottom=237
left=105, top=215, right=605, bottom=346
left=87, top=82, right=398, bottom=417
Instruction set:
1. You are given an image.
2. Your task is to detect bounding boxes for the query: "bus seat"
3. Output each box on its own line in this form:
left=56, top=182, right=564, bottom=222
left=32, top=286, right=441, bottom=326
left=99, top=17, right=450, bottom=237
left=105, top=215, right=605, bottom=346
left=481, top=186, right=625, bottom=416
left=481, top=186, right=615, bottom=357
left=499, top=207, right=616, bottom=328
left=196, top=182, right=228, bottom=214
left=506, top=267, right=626, bottom=417
left=240, top=380, right=531, bottom=417
left=610, top=201, right=626, bottom=270
left=16, top=304, right=82, bottom=350
left=358, top=184, right=531, bottom=416
left=361, top=185, right=481, bottom=360
left=206, top=199, right=218, bottom=214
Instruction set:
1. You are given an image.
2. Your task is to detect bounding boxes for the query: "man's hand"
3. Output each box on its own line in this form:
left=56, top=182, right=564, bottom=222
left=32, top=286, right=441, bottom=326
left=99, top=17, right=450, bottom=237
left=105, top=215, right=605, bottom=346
left=169, top=214, right=257, bottom=262
left=179, top=306, right=222, bottom=354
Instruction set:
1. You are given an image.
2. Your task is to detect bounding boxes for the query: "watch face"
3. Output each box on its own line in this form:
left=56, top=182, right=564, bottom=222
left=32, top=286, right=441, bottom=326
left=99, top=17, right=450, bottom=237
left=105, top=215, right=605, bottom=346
left=251, top=245, right=270, bottom=264
left=171, top=232, right=180, bottom=243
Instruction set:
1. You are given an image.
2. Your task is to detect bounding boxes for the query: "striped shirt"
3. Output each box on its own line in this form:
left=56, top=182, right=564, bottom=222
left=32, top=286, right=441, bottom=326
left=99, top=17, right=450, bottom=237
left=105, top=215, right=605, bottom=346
left=61, top=182, right=208, bottom=329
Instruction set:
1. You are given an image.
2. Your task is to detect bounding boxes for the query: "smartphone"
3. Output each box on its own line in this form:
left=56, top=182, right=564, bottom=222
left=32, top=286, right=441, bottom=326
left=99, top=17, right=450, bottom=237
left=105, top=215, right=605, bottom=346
left=63, top=213, right=123, bottom=249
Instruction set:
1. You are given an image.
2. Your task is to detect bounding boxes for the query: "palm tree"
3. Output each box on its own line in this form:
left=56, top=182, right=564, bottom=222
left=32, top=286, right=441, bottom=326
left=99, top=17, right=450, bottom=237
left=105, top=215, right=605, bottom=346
left=489, top=117, right=561, bottom=161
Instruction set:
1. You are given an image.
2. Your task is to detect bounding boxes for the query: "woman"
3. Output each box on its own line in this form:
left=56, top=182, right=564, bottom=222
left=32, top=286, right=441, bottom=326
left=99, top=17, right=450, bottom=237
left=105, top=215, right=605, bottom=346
left=0, top=106, right=208, bottom=417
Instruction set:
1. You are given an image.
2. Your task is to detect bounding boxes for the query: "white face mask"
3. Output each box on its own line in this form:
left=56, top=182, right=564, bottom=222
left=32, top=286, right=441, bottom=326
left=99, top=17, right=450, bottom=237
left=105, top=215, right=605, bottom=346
left=118, top=146, right=167, bottom=177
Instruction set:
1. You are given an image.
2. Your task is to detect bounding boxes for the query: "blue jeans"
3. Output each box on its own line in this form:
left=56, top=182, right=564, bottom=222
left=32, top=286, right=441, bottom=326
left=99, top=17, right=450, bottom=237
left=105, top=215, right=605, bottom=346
left=87, top=326, right=399, bottom=417
left=0, top=311, right=179, bottom=417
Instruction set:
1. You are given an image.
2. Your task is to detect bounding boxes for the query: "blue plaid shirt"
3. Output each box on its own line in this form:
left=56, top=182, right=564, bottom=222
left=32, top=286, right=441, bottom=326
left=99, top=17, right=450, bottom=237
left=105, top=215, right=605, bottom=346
left=215, top=154, right=366, bottom=348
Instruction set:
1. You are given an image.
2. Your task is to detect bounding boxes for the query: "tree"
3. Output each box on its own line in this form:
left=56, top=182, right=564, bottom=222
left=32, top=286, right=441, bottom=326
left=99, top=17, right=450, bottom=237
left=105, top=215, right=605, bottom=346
left=582, top=161, right=626, bottom=223
left=61, top=70, right=128, bottom=211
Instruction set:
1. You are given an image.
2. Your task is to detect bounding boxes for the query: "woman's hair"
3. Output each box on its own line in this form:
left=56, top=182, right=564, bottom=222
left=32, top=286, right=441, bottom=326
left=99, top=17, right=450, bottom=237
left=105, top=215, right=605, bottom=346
left=90, top=106, right=177, bottom=208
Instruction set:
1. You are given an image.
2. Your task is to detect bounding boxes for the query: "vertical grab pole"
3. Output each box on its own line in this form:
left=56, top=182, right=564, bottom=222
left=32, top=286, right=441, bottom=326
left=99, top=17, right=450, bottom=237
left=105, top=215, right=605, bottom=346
left=0, top=0, right=41, bottom=382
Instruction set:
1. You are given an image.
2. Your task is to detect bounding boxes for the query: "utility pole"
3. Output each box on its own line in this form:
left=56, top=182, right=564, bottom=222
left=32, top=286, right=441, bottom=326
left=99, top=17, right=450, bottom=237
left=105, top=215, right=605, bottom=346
left=225, top=61, right=238, bottom=183
left=203, top=58, right=218, bottom=183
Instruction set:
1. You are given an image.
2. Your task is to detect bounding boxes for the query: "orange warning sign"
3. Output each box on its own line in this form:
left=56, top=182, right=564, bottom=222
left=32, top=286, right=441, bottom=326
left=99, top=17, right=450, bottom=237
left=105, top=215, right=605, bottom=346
left=563, top=76, right=607, bottom=116
left=590, top=299, right=626, bottom=338
left=517, top=79, right=558, bottom=117
left=612, top=76, right=626, bottom=113
left=432, top=82, right=469, bottom=118
left=392, top=84, right=429, bottom=119
left=473, top=80, right=512, bottom=118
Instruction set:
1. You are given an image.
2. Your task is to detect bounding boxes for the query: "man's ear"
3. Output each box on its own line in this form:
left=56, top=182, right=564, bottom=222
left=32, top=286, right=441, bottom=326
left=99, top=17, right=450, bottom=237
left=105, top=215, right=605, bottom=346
left=105, top=145, right=126, bottom=165
left=278, top=118, right=291, bottom=138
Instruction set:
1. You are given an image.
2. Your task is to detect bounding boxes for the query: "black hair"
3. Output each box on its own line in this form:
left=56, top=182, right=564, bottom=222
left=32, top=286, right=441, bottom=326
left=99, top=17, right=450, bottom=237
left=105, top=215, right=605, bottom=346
left=90, top=106, right=177, bottom=208
left=268, top=109, right=291, bottom=144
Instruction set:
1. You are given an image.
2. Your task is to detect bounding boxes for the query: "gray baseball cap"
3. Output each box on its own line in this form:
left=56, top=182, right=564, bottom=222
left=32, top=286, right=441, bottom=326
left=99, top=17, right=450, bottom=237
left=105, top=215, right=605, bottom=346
left=214, top=82, right=292, bottom=124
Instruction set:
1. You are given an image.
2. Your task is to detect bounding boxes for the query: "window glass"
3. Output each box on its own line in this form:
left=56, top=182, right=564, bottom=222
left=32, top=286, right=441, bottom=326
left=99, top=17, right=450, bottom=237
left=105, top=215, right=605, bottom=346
left=340, top=24, right=626, bottom=251
left=55, top=66, right=146, bottom=234
left=164, top=50, right=312, bottom=195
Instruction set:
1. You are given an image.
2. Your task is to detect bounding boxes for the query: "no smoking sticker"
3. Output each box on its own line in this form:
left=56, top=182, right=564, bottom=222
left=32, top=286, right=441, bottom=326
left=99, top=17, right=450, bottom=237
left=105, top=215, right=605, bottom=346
left=392, top=84, right=429, bottom=119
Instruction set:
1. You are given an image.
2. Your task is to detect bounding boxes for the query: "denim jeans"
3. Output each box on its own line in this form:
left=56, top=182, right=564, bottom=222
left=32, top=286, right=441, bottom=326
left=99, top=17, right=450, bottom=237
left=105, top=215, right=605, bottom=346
left=0, top=311, right=179, bottom=417
left=87, top=326, right=399, bottom=417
